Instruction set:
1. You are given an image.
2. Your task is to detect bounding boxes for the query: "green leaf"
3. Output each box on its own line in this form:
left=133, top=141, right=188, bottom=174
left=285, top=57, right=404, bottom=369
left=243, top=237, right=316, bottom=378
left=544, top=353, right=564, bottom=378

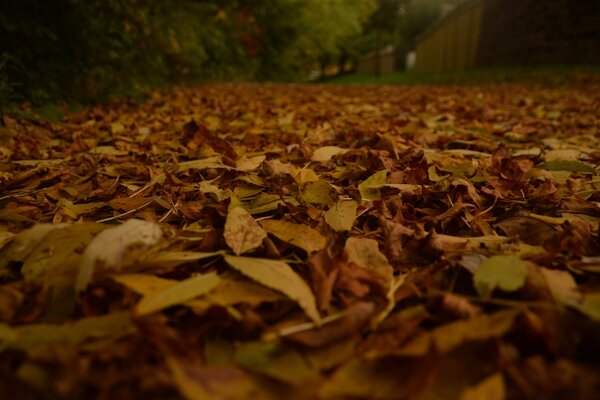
left=358, top=170, right=388, bottom=202
left=260, top=220, right=326, bottom=253
left=300, top=179, right=338, bottom=206
left=223, top=207, right=267, bottom=255
left=473, top=255, right=527, bottom=297
left=540, top=160, right=595, bottom=174
left=136, top=272, right=220, bottom=315
left=576, top=293, right=600, bottom=321
left=234, top=341, right=316, bottom=385
left=224, top=255, right=321, bottom=324
left=324, top=200, right=357, bottom=232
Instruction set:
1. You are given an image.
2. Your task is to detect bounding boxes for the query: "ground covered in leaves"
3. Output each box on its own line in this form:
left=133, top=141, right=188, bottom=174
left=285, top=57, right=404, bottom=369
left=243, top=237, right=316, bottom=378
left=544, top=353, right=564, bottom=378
left=1, top=82, right=600, bottom=399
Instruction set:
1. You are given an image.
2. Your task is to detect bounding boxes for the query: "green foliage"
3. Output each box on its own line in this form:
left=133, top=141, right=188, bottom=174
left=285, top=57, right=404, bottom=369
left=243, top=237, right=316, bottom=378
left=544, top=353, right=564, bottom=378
left=0, top=0, right=384, bottom=106
left=0, top=0, right=251, bottom=105
left=0, top=53, right=23, bottom=113
left=296, top=0, right=376, bottom=62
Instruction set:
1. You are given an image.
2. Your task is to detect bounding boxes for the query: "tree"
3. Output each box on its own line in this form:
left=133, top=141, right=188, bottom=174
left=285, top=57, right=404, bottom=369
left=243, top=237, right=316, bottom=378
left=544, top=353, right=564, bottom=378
left=294, top=0, right=376, bottom=77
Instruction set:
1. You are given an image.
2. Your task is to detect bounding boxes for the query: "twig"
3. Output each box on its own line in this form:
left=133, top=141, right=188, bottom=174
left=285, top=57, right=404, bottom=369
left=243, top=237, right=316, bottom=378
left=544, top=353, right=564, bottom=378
left=96, top=200, right=153, bottom=223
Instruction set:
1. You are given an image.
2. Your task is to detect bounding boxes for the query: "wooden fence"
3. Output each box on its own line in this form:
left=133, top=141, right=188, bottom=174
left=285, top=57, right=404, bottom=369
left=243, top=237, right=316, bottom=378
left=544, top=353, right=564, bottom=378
left=415, top=0, right=600, bottom=71
left=414, top=0, right=484, bottom=71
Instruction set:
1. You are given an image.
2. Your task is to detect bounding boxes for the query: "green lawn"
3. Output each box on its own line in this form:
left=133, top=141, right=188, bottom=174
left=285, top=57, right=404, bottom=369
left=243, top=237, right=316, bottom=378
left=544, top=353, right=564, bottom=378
left=325, top=64, right=600, bottom=86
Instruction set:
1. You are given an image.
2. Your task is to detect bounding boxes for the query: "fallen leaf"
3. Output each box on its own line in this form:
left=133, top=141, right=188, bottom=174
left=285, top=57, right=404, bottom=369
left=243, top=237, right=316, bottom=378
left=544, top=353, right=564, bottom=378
left=540, top=160, right=595, bottom=173
left=223, top=207, right=267, bottom=255
left=473, top=255, right=527, bottom=297
left=260, top=219, right=326, bottom=253
left=324, top=200, right=357, bottom=231
left=224, top=255, right=321, bottom=324
left=0, top=312, right=134, bottom=350
left=300, top=179, right=338, bottom=206
left=136, top=272, right=220, bottom=315
left=432, top=309, right=519, bottom=354
left=0, top=224, right=67, bottom=274
left=539, top=268, right=582, bottom=306
left=344, top=237, right=393, bottom=281
left=358, top=170, right=388, bottom=202
left=576, top=293, right=600, bottom=321
left=311, top=146, right=348, bottom=162
left=167, top=358, right=285, bottom=400
left=459, top=373, right=505, bottom=400
left=76, top=219, right=163, bottom=291
left=237, top=154, right=266, bottom=171
left=113, top=273, right=176, bottom=295
left=234, top=341, right=317, bottom=385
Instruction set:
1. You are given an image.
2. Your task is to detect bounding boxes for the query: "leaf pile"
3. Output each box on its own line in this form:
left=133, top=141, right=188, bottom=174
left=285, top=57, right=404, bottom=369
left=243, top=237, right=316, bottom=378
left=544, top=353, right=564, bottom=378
left=1, top=82, right=600, bottom=399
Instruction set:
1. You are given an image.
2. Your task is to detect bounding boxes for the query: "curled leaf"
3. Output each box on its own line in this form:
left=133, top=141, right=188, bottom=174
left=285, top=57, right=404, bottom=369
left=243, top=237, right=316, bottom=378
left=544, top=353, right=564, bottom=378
left=76, top=219, right=163, bottom=292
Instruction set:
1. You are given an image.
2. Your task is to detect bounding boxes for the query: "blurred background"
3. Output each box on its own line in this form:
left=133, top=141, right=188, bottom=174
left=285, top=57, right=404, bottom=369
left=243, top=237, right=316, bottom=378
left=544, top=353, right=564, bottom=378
left=1, top=0, right=599, bottom=109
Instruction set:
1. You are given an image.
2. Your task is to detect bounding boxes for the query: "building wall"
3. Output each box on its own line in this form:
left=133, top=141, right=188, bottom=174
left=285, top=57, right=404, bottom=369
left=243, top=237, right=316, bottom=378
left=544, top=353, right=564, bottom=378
left=415, top=0, right=600, bottom=71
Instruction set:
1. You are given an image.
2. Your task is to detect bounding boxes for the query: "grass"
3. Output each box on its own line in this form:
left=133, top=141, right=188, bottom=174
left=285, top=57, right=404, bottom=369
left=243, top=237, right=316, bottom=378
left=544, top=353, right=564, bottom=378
left=325, top=64, right=600, bottom=86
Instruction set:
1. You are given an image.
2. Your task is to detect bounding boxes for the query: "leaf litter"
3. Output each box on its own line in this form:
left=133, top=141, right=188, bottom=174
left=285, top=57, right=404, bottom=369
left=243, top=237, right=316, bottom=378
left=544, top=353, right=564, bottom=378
left=0, top=82, right=600, bottom=398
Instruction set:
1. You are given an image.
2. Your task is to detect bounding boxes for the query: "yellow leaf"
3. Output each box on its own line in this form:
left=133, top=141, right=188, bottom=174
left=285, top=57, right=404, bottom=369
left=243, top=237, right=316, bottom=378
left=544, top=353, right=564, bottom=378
left=22, top=223, right=105, bottom=284
left=0, top=224, right=67, bottom=272
left=223, top=207, right=267, bottom=255
left=311, top=146, right=348, bottom=162
left=358, top=170, right=388, bottom=202
left=0, top=312, right=133, bottom=350
left=345, top=237, right=393, bottom=281
left=539, top=268, right=582, bottom=306
left=260, top=220, right=326, bottom=253
left=237, top=154, right=266, bottom=171
left=177, top=157, right=234, bottom=172
left=142, top=251, right=223, bottom=269
left=113, top=273, right=176, bottom=295
left=167, top=358, right=284, bottom=400
left=324, top=200, right=357, bottom=232
left=224, top=255, right=321, bottom=324
left=136, top=272, right=220, bottom=315
left=300, top=179, right=338, bottom=206
left=432, top=310, right=519, bottom=354
left=460, top=373, right=505, bottom=400
left=234, top=341, right=317, bottom=385
left=293, top=168, right=319, bottom=184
